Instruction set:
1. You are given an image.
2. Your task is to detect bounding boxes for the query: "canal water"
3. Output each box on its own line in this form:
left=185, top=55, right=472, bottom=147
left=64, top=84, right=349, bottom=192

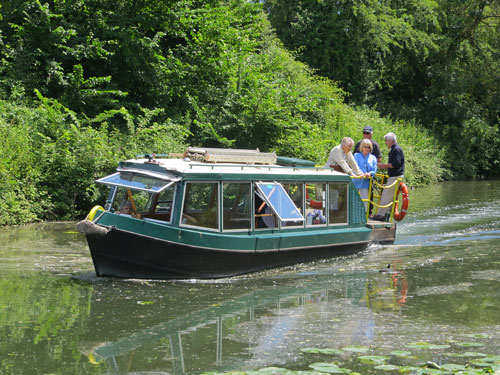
left=1, top=180, right=500, bottom=375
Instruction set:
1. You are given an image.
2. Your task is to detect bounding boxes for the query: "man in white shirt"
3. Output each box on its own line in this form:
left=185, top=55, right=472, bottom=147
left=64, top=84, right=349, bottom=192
left=323, top=137, right=365, bottom=177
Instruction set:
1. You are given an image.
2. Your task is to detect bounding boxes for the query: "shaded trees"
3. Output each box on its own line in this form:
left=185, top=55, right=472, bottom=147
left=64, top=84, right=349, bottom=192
left=264, top=0, right=500, bottom=178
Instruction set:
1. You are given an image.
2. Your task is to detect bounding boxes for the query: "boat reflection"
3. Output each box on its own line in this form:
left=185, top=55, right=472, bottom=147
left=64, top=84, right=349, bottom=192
left=81, top=268, right=408, bottom=374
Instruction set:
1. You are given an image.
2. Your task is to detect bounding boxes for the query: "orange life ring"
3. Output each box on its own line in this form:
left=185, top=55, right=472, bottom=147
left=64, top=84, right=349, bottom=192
left=305, top=187, right=323, bottom=208
left=393, top=182, right=409, bottom=221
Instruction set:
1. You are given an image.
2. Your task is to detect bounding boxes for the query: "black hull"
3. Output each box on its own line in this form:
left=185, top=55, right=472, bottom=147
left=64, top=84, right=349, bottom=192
left=86, top=228, right=390, bottom=279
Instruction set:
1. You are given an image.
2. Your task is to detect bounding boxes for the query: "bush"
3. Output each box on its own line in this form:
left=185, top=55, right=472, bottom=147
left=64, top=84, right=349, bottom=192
left=0, top=97, right=188, bottom=225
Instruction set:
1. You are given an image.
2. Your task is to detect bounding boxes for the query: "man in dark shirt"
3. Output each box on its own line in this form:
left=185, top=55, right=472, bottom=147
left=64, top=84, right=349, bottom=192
left=353, top=125, right=382, bottom=162
left=372, top=132, right=405, bottom=220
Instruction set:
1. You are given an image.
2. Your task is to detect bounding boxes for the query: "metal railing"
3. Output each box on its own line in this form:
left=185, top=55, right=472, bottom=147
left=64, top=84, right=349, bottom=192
left=351, top=174, right=403, bottom=222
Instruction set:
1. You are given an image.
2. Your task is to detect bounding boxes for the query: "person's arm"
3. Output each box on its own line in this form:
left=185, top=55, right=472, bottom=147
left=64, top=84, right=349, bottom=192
left=379, top=148, right=402, bottom=169
left=347, top=151, right=363, bottom=176
left=329, top=147, right=353, bottom=175
left=369, top=155, right=378, bottom=176
left=377, top=162, right=392, bottom=169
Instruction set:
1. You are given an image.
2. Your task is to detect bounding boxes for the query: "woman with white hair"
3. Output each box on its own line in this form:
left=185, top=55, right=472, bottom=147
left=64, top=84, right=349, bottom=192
left=353, top=139, right=378, bottom=211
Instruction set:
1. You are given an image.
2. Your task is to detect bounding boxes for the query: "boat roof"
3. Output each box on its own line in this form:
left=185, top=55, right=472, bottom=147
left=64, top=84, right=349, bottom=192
left=113, top=148, right=350, bottom=182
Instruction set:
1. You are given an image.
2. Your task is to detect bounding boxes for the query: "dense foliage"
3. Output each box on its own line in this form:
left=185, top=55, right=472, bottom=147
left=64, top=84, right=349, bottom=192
left=0, top=0, right=452, bottom=224
left=263, top=0, right=500, bottom=178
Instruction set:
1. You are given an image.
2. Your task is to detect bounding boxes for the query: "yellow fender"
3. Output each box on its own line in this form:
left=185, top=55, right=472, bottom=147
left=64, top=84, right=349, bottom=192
left=86, top=205, right=105, bottom=221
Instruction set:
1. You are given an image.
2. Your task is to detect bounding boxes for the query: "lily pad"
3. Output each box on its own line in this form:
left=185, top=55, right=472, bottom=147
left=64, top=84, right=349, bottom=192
left=456, top=342, right=484, bottom=348
left=462, top=352, right=487, bottom=357
left=301, top=348, right=343, bottom=355
left=252, top=367, right=289, bottom=374
left=418, top=368, right=443, bottom=375
left=407, top=342, right=449, bottom=350
left=440, top=363, right=467, bottom=371
left=429, top=344, right=451, bottom=350
left=470, top=361, right=495, bottom=368
left=308, top=362, right=351, bottom=373
left=341, top=345, right=370, bottom=353
left=374, top=364, right=400, bottom=371
left=463, top=333, right=491, bottom=339
left=390, top=350, right=412, bottom=357
left=398, top=366, right=426, bottom=374
left=482, top=355, right=500, bottom=362
left=357, top=355, right=389, bottom=364
left=407, top=342, right=432, bottom=349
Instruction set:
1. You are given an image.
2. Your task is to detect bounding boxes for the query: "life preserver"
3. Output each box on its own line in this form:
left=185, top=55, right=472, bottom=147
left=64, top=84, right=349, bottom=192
left=86, top=205, right=105, bottom=221
left=393, top=183, right=409, bottom=221
left=305, top=187, right=323, bottom=208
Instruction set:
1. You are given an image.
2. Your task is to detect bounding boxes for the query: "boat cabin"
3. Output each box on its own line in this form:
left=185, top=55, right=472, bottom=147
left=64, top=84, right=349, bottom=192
left=96, top=148, right=364, bottom=233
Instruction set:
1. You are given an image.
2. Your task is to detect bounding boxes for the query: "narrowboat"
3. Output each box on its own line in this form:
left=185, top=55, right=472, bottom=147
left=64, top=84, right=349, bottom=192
left=77, top=147, right=399, bottom=279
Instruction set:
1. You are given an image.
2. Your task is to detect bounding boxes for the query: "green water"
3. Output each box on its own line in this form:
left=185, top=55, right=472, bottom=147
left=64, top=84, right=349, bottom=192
left=1, top=180, right=500, bottom=374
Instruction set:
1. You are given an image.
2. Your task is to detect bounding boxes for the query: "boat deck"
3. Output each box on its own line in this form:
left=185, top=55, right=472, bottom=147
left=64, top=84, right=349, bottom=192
left=366, top=219, right=394, bottom=229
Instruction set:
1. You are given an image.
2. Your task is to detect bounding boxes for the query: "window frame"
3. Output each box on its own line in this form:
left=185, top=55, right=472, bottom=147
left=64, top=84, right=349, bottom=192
left=327, top=182, right=349, bottom=226
left=180, top=181, right=220, bottom=232
left=255, top=181, right=305, bottom=223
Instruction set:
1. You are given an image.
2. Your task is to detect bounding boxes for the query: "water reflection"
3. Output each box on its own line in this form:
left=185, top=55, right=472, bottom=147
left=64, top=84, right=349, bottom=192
left=80, top=269, right=408, bottom=374
left=1, top=181, right=500, bottom=374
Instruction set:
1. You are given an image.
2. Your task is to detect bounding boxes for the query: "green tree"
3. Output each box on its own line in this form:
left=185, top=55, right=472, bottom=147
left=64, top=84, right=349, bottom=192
left=264, top=0, right=500, bottom=178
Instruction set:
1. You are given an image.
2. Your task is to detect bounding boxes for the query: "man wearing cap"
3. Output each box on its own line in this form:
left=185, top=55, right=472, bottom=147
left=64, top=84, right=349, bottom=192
left=354, top=126, right=382, bottom=162
left=372, top=132, right=405, bottom=221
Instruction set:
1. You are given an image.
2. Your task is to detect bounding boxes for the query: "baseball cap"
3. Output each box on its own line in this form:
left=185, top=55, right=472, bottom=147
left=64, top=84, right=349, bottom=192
left=363, top=125, right=373, bottom=133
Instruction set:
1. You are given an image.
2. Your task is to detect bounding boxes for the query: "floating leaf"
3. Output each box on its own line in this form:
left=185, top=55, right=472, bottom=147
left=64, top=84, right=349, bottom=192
left=301, top=348, right=343, bottom=355
left=428, top=344, right=450, bottom=350
left=253, top=367, right=289, bottom=374
left=407, top=342, right=449, bottom=350
left=358, top=355, right=388, bottom=364
left=341, top=346, right=370, bottom=353
left=462, top=352, right=487, bottom=357
left=374, top=364, right=400, bottom=371
left=483, top=355, right=500, bottom=362
left=470, top=361, right=495, bottom=368
left=399, top=366, right=426, bottom=374
left=407, top=342, right=432, bottom=349
left=390, top=350, right=412, bottom=357
left=463, top=333, right=490, bottom=339
left=440, top=363, right=466, bottom=371
left=308, top=362, right=351, bottom=373
left=419, top=368, right=443, bottom=375
left=456, top=342, right=484, bottom=348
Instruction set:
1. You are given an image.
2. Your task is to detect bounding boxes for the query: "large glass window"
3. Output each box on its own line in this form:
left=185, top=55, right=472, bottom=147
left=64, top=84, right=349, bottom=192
left=111, top=187, right=153, bottom=218
left=305, top=183, right=326, bottom=226
left=255, top=182, right=304, bottom=222
left=98, top=171, right=175, bottom=193
left=110, top=184, right=176, bottom=223
left=222, top=183, right=251, bottom=230
left=182, top=183, right=219, bottom=230
left=328, top=183, right=348, bottom=224
left=282, top=183, right=304, bottom=227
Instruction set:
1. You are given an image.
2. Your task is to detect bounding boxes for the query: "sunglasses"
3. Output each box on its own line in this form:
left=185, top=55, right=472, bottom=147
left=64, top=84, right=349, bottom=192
left=363, top=132, right=371, bottom=135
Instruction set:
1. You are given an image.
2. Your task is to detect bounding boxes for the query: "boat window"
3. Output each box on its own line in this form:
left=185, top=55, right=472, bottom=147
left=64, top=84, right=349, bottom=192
left=305, top=183, right=327, bottom=226
left=254, top=191, right=276, bottom=229
left=255, top=182, right=304, bottom=223
left=222, top=183, right=251, bottom=230
left=182, top=182, right=219, bottom=230
left=328, top=183, right=348, bottom=224
left=111, top=187, right=153, bottom=219
left=97, top=172, right=175, bottom=193
left=282, top=183, right=304, bottom=227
